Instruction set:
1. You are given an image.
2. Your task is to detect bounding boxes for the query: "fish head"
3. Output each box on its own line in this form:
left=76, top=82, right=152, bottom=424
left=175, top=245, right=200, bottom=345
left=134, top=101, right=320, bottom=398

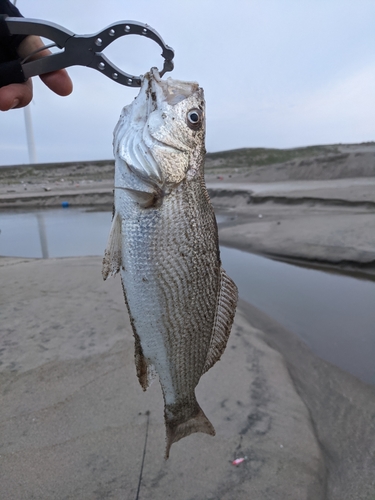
left=114, top=68, right=206, bottom=190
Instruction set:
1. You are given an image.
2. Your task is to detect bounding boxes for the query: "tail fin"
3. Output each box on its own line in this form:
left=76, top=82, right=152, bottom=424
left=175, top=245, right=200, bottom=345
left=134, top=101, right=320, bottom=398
left=165, top=405, right=215, bottom=459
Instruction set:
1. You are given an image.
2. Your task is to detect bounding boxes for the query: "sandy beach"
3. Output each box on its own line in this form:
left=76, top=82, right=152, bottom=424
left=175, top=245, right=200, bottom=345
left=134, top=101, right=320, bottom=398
left=1, top=144, right=375, bottom=499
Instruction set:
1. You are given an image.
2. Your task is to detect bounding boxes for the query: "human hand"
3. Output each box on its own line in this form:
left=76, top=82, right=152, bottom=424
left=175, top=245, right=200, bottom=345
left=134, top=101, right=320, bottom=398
left=0, top=35, right=73, bottom=111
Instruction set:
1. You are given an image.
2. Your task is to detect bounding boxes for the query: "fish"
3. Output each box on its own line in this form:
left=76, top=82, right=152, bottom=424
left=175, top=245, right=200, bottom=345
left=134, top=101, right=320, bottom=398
left=102, top=67, right=238, bottom=458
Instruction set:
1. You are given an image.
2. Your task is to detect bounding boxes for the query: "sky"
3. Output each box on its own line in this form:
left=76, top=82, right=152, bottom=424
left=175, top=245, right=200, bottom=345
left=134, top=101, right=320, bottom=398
left=1, top=0, right=375, bottom=165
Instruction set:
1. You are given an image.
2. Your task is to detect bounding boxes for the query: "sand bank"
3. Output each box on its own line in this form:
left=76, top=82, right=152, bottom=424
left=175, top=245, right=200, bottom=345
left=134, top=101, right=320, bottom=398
left=1, top=256, right=375, bottom=499
left=210, top=178, right=375, bottom=276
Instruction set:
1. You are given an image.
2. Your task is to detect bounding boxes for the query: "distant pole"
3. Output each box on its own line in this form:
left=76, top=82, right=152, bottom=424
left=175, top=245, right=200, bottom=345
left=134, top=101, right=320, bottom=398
left=13, top=0, right=37, bottom=163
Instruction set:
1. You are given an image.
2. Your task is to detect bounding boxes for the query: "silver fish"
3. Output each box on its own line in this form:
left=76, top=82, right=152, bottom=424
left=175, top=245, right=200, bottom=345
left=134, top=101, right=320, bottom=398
left=103, top=68, right=237, bottom=458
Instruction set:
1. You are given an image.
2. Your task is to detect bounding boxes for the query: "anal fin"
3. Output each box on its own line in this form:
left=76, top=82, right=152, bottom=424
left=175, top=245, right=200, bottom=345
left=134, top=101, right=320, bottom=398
left=102, top=210, right=122, bottom=280
left=203, top=268, right=238, bottom=374
left=133, top=327, right=156, bottom=391
left=120, top=279, right=156, bottom=391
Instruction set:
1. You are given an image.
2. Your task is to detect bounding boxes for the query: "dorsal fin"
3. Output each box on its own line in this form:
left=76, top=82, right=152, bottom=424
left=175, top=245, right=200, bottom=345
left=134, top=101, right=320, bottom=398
left=203, top=268, right=238, bottom=374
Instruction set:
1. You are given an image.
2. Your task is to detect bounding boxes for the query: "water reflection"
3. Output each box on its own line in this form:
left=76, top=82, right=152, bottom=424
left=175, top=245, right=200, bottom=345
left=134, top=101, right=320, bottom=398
left=36, top=212, right=49, bottom=259
left=0, top=208, right=112, bottom=258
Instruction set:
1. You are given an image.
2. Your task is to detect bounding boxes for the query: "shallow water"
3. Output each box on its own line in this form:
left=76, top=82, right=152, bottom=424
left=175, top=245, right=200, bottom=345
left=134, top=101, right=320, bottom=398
left=1, top=207, right=374, bottom=384
left=220, top=246, right=375, bottom=385
left=0, top=208, right=111, bottom=259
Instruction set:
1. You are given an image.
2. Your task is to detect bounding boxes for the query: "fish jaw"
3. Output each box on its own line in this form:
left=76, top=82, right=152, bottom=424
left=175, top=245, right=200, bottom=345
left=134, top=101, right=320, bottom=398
left=113, top=76, right=163, bottom=189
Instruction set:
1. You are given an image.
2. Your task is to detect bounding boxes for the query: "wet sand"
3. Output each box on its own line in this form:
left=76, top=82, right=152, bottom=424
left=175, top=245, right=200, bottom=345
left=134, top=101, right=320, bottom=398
left=1, top=146, right=375, bottom=498
left=209, top=177, right=375, bottom=276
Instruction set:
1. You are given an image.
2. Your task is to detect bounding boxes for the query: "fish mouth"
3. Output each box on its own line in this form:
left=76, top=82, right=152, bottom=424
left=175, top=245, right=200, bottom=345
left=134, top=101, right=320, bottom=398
left=146, top=67, right=200, bottom=107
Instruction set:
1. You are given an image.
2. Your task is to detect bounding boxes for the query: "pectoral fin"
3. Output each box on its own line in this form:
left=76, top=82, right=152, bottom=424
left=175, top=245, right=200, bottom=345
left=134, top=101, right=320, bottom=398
left=203, top=268, right=238, bottom=374
left=115, top=186, right=157, bottom=208
left=102, top=210, right=122, bottom=280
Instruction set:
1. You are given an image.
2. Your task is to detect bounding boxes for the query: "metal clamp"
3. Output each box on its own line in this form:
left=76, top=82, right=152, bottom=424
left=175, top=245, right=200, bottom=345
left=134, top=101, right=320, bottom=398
left=0, top=16, right=175, bottom=87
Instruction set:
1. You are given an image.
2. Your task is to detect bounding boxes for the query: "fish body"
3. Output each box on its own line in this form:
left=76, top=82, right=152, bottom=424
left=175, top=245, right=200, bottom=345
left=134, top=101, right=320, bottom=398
left=103, top=68, right=237, bottom=457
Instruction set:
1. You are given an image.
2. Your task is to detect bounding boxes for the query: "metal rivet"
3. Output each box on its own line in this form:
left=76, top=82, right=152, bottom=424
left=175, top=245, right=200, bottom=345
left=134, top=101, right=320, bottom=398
left=128, top=78, right=133, bottom=84
left=125, top=25, right=131, bottom=33
left=95, top=37, right=103, bottom=47
left=109, top=29, right=115, bottom=36
left=98, top=62, right=105, bottom=71
left=112, top=72, right=118, bottom=80
left=142, top=28, right=147, bottom=35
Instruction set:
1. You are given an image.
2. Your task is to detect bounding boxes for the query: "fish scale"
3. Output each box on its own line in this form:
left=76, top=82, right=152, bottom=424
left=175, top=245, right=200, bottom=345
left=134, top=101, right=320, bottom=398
left=103, top=68, right=237, bottom=458
left=125, top=182, right=218, bottom=375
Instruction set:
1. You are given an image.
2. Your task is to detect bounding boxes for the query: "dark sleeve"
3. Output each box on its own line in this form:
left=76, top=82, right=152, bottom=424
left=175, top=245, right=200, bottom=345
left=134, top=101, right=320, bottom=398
left=0, top=0, right=27, bottom=63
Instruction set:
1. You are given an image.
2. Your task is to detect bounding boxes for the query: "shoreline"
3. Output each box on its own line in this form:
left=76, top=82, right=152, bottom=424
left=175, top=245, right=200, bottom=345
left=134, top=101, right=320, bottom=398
left=1, top=177, right=374, bottom=278
left=218, top=236, right=375, bottom=280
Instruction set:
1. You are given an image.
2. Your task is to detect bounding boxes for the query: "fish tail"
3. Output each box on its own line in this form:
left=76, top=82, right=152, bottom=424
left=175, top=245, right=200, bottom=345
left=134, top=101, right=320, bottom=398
left=165, top=404, right=215, bottom=459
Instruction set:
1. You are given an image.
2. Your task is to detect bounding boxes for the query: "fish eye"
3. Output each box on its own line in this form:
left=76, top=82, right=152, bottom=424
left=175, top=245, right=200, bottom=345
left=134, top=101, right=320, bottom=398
left=186, top=109, right=203, bottom=129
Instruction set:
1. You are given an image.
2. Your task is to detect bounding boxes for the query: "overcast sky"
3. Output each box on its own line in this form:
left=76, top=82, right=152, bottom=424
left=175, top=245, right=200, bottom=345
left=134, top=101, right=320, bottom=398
left=1, top=0, right=375, bottom=165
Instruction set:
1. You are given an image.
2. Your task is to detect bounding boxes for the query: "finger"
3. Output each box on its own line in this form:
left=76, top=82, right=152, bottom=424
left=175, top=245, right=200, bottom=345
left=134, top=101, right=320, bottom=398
left=40, top=68, right=73, bottom=96
left=18, top=36, right=73, bottom=96
left=0, top=79, right=33, bottom=111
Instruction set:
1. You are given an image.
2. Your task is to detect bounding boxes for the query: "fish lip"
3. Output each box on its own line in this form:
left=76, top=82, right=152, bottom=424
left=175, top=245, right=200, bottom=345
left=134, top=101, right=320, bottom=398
left=148, top=68, right=166, bottom=107
left=150, top=67, right=162, bottom=83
